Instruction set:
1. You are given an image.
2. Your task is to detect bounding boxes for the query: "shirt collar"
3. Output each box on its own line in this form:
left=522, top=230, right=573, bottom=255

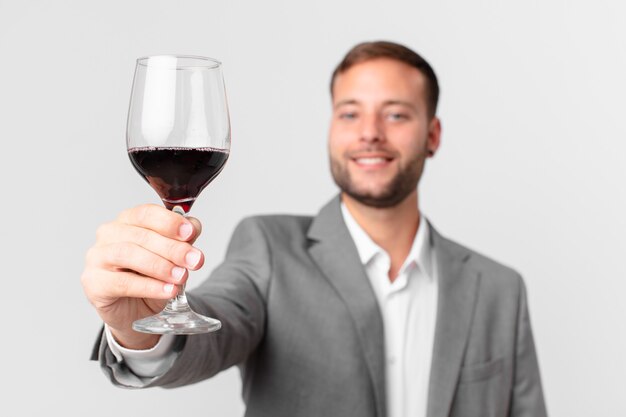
left=340, top=202, right=433, bottom=280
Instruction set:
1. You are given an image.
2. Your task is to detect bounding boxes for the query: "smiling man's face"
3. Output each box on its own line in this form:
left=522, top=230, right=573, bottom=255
left=328, top=58, right=441, bottom=208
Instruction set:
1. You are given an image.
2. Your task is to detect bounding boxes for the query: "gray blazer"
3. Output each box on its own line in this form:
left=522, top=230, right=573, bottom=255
left=93, top=196, right=547, bottom=417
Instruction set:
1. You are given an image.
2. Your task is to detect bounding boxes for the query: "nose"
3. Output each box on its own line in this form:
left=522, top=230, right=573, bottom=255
left=360, top=114, right=384, bottom=143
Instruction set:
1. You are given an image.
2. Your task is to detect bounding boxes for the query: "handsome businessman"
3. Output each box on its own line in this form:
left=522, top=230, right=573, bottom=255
left=82, top=41, right=547, bottom=417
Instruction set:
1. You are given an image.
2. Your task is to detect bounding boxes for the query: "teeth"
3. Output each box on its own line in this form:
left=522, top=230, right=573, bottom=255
left=356, top=157, right=387, bottom=165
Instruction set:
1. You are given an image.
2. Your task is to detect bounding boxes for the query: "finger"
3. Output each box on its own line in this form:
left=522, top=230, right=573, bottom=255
left=97, top=223, right=204, bottom=270
left=117, top=204, right=198, bottom=242
left=84, top=268, right=178, bottom=306
left=92, top=242, right=191, bottom=284
left=186, top=217, right=202, bottom=244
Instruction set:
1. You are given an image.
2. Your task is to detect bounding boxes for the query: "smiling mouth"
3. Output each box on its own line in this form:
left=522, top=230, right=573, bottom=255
left=353, top=157, right=391, bottom=165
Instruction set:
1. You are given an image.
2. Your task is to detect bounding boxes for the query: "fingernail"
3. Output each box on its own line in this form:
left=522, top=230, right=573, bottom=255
left=171, top=266, right=186, bottom=282
left=185, top=249, right=201, bottom=268
left=179, top=222, right=193, bottom=239
left=164, top=283, right=174, bottom=293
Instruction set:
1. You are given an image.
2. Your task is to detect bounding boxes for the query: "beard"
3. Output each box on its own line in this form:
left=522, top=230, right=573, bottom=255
left=330, top=148, right=426, bottom=208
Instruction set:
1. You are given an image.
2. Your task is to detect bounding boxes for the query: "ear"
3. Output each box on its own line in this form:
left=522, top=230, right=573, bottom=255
left=427, top=117, right=442, bottom=157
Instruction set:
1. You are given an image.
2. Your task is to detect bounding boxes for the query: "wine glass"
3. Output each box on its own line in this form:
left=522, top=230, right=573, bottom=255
left=126, top=55, right=230, bottom=334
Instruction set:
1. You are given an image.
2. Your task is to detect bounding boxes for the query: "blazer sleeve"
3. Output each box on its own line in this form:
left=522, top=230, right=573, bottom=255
left=510, top=277, right=548, bottom=417
left=92, top=216, right=272, bottom=389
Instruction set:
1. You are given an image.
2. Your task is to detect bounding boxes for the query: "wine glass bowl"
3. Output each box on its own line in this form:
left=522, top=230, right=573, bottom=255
left=128, top=146, right=229, bottom=213
left=126, top=55, right=230, bottom=334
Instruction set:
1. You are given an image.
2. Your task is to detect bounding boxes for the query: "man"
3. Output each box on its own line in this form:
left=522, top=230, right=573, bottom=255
left=82, top=41, right=547, bottom=417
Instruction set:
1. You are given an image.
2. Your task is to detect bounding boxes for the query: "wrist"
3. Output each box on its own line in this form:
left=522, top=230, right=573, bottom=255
left=109, top=327, right=161, bottom=350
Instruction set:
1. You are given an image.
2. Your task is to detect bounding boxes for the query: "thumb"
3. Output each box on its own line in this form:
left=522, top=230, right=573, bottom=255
left=186, top=216, right=203, bottom=244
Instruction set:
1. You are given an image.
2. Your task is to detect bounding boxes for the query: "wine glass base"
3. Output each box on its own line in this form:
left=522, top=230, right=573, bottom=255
left=132, top=309, right=222, bottom=335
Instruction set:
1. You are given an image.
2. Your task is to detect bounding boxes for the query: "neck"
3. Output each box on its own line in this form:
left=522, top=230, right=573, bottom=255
left=343, top=191, right=421, bottom=282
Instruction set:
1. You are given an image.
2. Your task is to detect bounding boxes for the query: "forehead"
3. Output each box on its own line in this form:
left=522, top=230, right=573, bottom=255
left=332, top=58, right=427, bottom=105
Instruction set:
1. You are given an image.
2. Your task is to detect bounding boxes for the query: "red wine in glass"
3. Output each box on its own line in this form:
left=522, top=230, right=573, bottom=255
left=126, top=55, right=230, bottom=334
left=128, top=147, right=229, bottom=213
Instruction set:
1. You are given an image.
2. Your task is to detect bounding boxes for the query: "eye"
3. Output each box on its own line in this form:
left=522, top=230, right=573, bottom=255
left=338, top=112, right=358, bottom=120
left=385, top=112, right=409, bottom=121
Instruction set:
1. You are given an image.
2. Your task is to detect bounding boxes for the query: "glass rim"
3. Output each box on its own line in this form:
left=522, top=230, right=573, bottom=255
left=136, top=55, right=222, bottom=69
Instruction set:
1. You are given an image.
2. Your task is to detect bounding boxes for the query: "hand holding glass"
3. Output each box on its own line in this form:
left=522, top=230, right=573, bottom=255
left=126, top=55, right=230, bottom=334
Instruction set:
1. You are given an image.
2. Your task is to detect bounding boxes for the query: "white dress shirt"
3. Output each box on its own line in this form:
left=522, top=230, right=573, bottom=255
left=107, top=205, right=438, bottom=417
left=340, top=204, right=438, bottom=417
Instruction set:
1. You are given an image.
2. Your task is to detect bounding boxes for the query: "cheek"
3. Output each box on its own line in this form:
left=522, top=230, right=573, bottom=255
left=393, top=125, right=428, bottom=152
left=328, top=125, right=352, bottom=155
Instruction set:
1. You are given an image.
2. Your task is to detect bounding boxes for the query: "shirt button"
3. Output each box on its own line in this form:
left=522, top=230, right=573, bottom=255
left=388, top=357, right=396, bottom=365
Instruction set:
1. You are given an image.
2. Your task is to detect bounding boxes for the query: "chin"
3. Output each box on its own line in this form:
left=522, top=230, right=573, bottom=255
left=344, top=189, right=410, bottom=209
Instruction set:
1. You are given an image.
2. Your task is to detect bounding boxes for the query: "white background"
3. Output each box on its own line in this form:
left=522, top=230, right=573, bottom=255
left=1, top=1, right=624, bottom=416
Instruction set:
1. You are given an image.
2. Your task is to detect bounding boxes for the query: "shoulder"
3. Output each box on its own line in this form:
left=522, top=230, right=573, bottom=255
left=435, top=229, right=524, bottom=290
left=221, top=214, right=314, bottom=265
left=436, top=233, right=529, bottom=319
left=233, top=213, right=314, bottom=242
left=467, top=245, right=521, bottom=281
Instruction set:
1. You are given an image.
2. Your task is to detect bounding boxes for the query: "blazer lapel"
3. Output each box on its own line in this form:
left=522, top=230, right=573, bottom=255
left=307, top=196, right=387, bottom=417
left=426, top=225, right=480, bottom=417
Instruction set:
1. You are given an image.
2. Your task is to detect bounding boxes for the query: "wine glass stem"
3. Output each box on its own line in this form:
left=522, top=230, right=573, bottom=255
left=166, top=205, right=193, bottom=313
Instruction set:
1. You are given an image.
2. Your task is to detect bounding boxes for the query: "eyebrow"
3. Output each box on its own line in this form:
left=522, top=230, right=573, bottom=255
left=333, top=99, right=358, bottom=110
left=334, top=99, right=418, bottom=112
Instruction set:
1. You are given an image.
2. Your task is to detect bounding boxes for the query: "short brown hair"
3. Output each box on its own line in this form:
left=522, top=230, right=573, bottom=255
left=330, top=41, right=440, bottom=118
